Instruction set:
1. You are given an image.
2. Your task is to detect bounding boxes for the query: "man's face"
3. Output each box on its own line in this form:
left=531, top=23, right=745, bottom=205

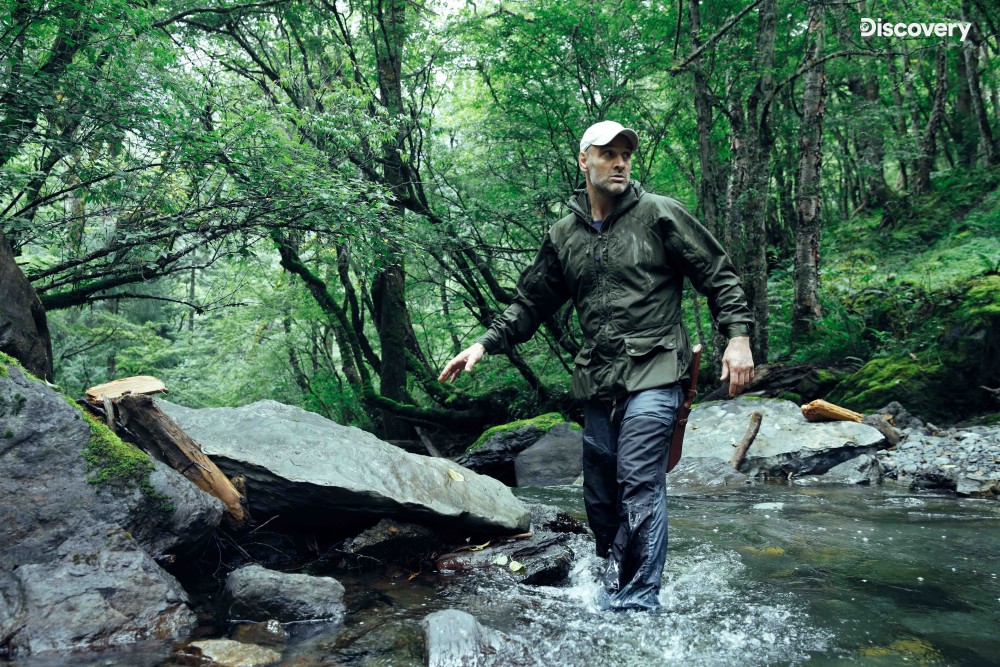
left=580, top=135, right=633, bottom=197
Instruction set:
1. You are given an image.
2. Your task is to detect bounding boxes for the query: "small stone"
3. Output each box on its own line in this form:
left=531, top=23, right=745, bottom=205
left=185, top=639, right=281, bottom=667
left=934, top=457, right=950, bottom=466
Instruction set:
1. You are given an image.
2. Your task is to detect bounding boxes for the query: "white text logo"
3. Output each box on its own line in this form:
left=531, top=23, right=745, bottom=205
left=860, top=18, right=972, bottom=41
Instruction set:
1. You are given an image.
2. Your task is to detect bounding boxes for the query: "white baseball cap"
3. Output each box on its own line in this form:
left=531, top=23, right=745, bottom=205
left=579, top=120, right=639, bottom=153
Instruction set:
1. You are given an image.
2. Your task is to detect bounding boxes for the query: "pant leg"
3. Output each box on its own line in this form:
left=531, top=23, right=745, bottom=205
left=600, top=385, right=682, bottom=611
left=582, top=401, right=619, bottom=558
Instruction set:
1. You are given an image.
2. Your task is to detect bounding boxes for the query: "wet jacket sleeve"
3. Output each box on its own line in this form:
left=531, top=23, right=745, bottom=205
left=476, top=232, right=570, bottom=354
left=658, top=200, right=753, bottom=339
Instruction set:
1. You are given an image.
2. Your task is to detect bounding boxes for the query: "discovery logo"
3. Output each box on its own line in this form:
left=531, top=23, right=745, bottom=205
left=860, top=18, right=972, bottom=41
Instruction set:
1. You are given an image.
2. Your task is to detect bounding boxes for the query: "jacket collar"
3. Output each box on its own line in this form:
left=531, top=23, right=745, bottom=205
left=566, top=180, right=645, bottom=228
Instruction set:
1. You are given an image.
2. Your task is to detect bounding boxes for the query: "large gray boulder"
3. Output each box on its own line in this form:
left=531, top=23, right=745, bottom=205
left=159, top=399, right=530, bottom=533
left=224, top=565, right=345, bottom=624
left=514, top=423, right=583, bottom=487
left=0, top=362, right=221, bottom=656
left=684, top=398, right=886, bottom=477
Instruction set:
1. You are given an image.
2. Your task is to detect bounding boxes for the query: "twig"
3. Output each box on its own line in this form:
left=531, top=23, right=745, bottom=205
left=731, top=411, right=763, bottom=470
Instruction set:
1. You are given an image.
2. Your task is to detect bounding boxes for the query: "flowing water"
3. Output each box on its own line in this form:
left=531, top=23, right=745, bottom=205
left=297, top=485, right=1000, bottom=667
left=10, top=485, right=1000, bottom=666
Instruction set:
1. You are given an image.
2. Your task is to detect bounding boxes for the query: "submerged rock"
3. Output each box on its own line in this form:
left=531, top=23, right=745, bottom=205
left=340, top=519, right=442, bottom=570
left=684, top=398, right=886, bottom=477
left=183, top=638, right=281, bottom=667
left=160, top=399, right=530, bottom=534
left=422, top=609, right=510, bottom=667
left=437, top=531, right=573, bottom=586
left=514, top=423, right=583, bottom=487
left=667, top=458, right=753, bottom=489
left=224, top=565, right=345, bottom=625
left=795, top=454, right=881, bottom=486
left=0, top=361, right=219, bottom=656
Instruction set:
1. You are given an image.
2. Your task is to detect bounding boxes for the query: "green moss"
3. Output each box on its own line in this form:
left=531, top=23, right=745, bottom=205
left=80, top=411, right=174, bottom=527
left=962, top=275, right=1000, bottom=318
left=467, top=412, right=580, bottom=452
left=828, top=354, right=945, bottom=419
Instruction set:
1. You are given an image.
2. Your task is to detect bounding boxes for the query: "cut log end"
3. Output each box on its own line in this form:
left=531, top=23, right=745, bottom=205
left=86, top=376, right=167, bottom=405
left=800, top=399, right=863, bottom=423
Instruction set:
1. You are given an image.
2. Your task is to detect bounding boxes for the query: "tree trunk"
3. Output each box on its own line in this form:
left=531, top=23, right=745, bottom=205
left=372, top=0, right=414, bottom=438
left=688, top=0, right=722, bottom=235
left=913, top=49, right=947, bottom=195
left=724, top=0, right=776, bottom=364
left=954, top=44, right=979, bottom=168
left=791, top=2, right=826, bottom=345
left=961, top=0, right=997, bottom=166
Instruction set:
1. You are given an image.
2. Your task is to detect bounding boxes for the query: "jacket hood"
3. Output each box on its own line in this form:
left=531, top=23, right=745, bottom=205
left=566, top=180, right=646, bottom=225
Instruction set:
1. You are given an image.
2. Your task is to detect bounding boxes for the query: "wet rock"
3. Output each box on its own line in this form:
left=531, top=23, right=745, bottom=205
left=422, top=609, right=509, bottom=667
left=684, top=398, right=885, bottom=477
left=224, top=565, right=345, bottom=624
left=0, top=230, right=52, bottom=380
left=514, top=423, right=583, bottom=487
left=456, top=414, right=574, bottom=486
left=666, top=458, right=753, bottom=489
left=911, top=467, right=958, bottom=492
left=340, top=519, right=442, bottom=569
left=797, top=454, right=880, bottom=486
left=230, top=620, right=287, bottom=647
left=8, top=531, right=194, bottom=655
left=183, top=639, right=281, bottom=667
left=159, top=399, right=530, bottom=534
left=437, top=531, right=574, bottom=586
left=0, top=362, right=218, bottom=656
left=955, top=475, right=1000, bottom=497
left=528, top=504, right=587, bottom=534
left=874, top=401, right=924, bottom=430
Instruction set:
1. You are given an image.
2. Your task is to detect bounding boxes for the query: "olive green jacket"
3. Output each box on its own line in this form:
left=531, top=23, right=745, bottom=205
left=477, top=181, right=752, bottom=401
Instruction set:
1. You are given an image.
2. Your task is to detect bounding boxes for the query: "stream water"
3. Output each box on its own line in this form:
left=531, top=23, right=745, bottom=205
left=292, top=485, right=1000, bottom=667
left=11, top=485, right=1000, bottom=666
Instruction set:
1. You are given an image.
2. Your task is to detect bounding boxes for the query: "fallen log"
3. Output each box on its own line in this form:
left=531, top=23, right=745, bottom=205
left=801, top=399, right=862, bottom=423
left=116, top=393, right=248, bottom=528
left=730, top=411, right=763, bottom=470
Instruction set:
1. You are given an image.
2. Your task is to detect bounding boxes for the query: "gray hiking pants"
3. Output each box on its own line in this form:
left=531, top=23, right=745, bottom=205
left=582, top=384, right=682, bottom=611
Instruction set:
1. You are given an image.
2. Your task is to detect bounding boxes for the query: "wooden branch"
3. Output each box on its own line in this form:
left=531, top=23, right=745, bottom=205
left=801, top=399, right=862, bottom=423
left=730, top=411, right=763, bottom=470
left=670, top=0, right=766, bottom=75
left=116, top=394, right=248, bottom=528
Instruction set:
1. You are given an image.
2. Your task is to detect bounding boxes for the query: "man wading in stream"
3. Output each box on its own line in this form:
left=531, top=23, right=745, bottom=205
left=439, top=121, right=755, bottom=611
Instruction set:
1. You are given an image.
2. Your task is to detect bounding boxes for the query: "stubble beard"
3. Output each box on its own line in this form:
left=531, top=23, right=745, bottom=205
left=588, top=171, right=629, bottom=197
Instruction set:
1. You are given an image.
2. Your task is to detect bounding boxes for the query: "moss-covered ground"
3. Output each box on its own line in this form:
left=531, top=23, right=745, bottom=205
left=766, top=168, right=1000, bottom=422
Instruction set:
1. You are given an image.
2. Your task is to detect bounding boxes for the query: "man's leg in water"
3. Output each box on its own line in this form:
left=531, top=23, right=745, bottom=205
left=601, top=385, right=681, bottom=611
left=582, top=401, right=620, bottom=558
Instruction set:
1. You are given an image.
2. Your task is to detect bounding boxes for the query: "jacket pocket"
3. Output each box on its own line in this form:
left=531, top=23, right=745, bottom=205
left=574, top=341, right=596, bottom=366
left=623, top=334, right=679, bottom=393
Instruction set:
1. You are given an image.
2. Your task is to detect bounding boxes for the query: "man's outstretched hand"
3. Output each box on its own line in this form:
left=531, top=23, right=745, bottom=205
left=720, top=336, right=755, bottom=397
left=438, top=343, right=486, bottom=383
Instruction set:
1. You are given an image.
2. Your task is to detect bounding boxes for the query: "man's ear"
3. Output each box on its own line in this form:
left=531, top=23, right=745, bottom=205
left=578, top=150, right=589, bottom=173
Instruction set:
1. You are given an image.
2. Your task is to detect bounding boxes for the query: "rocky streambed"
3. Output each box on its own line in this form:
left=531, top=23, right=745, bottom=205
left=3, top=353, right=1000, bottom=666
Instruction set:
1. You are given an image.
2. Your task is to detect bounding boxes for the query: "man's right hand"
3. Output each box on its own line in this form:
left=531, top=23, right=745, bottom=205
left=438, top=343, right=486, bottom=383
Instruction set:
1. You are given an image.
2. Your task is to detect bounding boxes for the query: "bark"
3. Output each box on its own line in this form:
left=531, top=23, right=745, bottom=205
left=954, top=44, right=979, bottom=168
left=791, top=3, right=826, bottom=344
left=913, top=49, right=947, bottom=195
left=887, top=58, right=910, bottom=191
left=688, top=0, right=722, bottom=235
left=371, top=0, right=413, bottom=438
left=723, top=0, right=776, bottom=364
left=961, top=0, right=997, bottom=166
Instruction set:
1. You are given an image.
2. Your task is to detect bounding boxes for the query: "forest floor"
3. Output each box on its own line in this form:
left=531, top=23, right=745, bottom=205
left=766, top=168, right=1000, bottom=425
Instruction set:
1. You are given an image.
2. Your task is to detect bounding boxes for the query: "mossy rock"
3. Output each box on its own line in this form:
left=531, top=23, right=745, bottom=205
left=828, top=354, right=937, bottom=418
left=467, top=412, right=580, bottom=453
